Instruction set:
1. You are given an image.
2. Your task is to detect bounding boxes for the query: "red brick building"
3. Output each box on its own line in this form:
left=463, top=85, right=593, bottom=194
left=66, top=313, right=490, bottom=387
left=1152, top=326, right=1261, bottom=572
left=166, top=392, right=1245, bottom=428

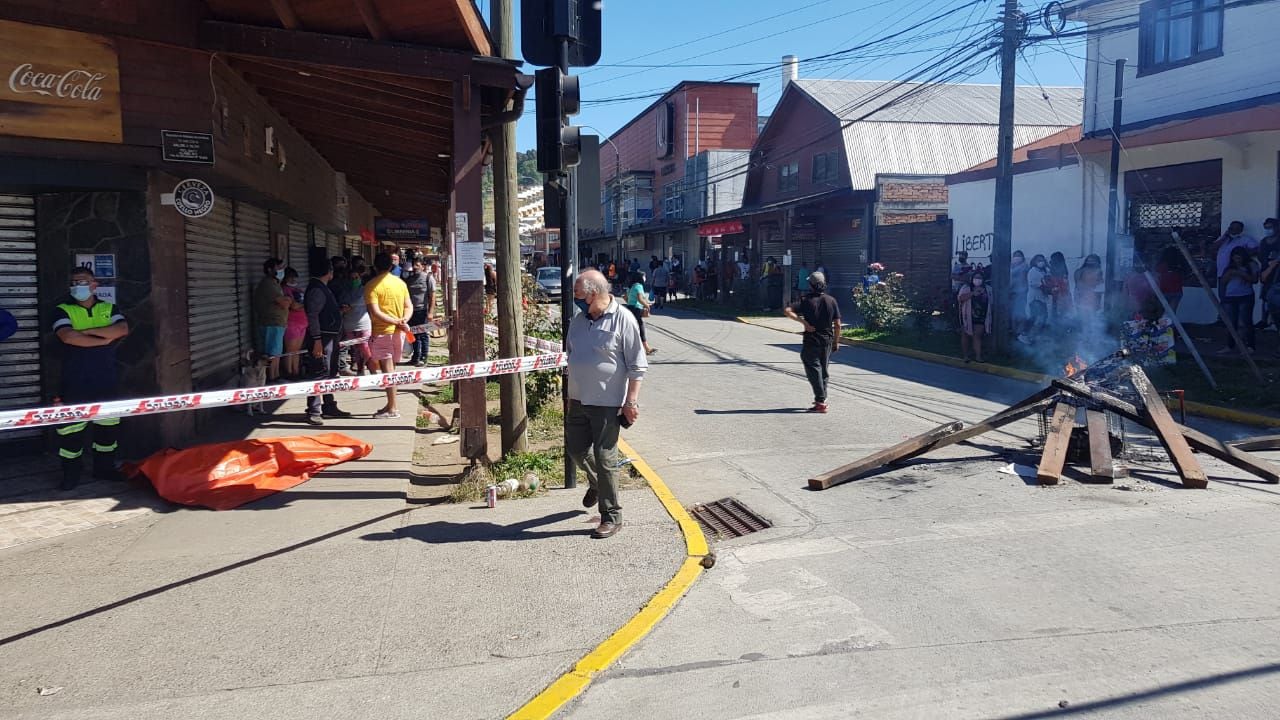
left=586, top=81, right=759, bottom=268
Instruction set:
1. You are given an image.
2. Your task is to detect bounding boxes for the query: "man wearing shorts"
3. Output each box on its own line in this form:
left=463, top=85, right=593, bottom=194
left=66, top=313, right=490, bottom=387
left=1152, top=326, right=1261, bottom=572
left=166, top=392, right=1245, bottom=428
left=253, top=257, right=290, bottom=381
left=363, top=252, right=412, bottom=419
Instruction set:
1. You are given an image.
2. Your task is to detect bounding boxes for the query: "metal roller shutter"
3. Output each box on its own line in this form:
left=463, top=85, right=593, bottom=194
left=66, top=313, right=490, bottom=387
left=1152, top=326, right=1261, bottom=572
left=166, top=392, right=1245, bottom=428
left=326, top=231, right=342, bottom=260
left=287, top=219, right=309, bottom=278
left=185, top=200, right=239, bottom=387
left=819, top=231, right=866, bottom=291
left=0, top=195, right=40, bottom=443
left=235, top=203, right=270, bottom=363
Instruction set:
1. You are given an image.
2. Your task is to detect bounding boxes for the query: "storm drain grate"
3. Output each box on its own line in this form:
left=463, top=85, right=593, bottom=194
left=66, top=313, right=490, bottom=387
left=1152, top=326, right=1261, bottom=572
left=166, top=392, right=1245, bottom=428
left=689, top=498, right=771, bottom=539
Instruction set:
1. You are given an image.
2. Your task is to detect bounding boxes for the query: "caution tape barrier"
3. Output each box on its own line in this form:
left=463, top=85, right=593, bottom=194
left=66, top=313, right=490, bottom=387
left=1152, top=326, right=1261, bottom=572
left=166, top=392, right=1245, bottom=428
left=269, top=319, right=453, bottom=360
left=483, top=324, right=563, bottom=353
left=0, top=351, right=566, bottom=431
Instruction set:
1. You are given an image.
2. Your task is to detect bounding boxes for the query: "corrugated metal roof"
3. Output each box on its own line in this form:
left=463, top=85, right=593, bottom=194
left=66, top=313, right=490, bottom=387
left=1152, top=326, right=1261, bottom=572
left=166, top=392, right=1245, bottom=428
left=793, top=79, right=1084, bottom=126
left=842, top=123, right=1071, bottom=188
left=783, top=79, right=1083, bottom=189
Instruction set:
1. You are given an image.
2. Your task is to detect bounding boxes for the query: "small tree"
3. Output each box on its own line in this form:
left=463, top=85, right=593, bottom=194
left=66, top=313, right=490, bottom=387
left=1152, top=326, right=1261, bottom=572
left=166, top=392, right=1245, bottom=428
left=850, top=266, right=910, bottom=333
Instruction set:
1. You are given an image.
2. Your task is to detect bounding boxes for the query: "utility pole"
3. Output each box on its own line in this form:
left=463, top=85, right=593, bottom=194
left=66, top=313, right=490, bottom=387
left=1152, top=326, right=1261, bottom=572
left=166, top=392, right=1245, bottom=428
left=991, top=0, right=1021, bottom=352
left=1105, top=59, right=1127, bottom=312
left=491, top=0, right=528, bottom=454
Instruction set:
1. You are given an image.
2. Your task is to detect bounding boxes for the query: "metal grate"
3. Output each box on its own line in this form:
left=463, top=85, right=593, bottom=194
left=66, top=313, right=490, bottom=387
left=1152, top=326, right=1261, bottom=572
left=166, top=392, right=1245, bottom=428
left=689, top=498, right=771, bottom=539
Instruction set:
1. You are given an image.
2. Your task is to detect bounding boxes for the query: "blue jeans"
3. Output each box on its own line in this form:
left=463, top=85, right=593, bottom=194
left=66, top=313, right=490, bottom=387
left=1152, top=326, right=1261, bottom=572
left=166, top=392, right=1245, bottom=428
left=1221, top=294, right=1255, bottom=349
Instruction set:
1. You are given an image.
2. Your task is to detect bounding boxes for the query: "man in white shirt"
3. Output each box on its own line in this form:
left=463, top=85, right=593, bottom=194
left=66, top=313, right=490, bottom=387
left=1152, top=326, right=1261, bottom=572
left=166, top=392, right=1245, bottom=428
left=1212, top=221, right=1258, bottom=298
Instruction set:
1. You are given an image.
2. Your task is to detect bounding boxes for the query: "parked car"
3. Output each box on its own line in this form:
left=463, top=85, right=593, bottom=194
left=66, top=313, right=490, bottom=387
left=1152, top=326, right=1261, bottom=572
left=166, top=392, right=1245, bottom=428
left=535, top=266, right=562, bottom=302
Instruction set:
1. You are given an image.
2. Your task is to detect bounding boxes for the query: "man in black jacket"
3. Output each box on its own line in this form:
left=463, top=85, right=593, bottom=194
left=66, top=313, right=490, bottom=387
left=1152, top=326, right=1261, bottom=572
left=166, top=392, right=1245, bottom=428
left=304, top=258, right=353, bottom=425
left=784, top=271, right=842, bottom=414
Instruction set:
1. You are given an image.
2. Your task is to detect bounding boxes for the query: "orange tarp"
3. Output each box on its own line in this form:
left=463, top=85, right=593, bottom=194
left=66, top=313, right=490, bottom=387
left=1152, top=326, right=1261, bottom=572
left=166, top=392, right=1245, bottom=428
left=131, top=433, right=373, bottom=510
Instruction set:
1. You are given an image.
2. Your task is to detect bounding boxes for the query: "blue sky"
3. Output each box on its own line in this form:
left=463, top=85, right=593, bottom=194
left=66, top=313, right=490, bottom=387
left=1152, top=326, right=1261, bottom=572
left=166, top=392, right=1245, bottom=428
left=480, top=0, right=1090, bottom=152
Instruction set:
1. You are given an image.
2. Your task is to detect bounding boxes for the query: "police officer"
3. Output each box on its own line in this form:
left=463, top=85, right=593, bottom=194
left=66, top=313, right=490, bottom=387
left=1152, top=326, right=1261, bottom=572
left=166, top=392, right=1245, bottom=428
left=51, top=267, right=129, bottom=490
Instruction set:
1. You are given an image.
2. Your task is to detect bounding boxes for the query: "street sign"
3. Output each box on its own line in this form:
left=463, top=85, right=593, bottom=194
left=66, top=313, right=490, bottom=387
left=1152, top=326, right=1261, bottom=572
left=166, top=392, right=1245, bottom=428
left=521, top=0, right=602, bottom=67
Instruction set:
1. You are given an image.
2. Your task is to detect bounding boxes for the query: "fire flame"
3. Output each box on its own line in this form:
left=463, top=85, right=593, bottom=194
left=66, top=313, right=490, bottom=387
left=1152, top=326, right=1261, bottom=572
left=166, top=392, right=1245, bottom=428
left=1063, top=355, right=1088, bottom=378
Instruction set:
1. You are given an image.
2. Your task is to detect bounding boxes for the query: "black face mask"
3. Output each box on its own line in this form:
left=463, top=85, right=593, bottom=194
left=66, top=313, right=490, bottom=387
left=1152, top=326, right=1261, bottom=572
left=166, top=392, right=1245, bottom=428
left=574, top=298, right=590, bottom=315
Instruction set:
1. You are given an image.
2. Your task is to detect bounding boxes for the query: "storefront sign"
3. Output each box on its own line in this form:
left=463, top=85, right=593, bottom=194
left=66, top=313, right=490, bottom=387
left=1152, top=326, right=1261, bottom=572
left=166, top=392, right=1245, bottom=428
left=374, top=218, right=430, bottom=241
left=172, top=179, right=214, bottom=219
left=161, top=130, right=215, bottom=165
left=697, top=220, right=744, bottom=237
left=0, top=20, right=122, bottom=144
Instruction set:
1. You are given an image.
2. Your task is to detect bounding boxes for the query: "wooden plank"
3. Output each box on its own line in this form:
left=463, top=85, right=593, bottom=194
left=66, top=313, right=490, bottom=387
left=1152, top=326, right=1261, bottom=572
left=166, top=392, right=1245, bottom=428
left=1129, top=367, right=1207, bottom=488
left=1170, top=232, right=1264, bottom=382
left=809, top=422, right=963, bottom=491
left=1143, top=270, right=1216, bottom=389
left=1037, top=402, right=1077, bottom=486
left=1055, top=378, right=1279, bottom=484
left=1231, top=435, right=1280, bottom=453
left=1086, top=410, right=1115, bottom=482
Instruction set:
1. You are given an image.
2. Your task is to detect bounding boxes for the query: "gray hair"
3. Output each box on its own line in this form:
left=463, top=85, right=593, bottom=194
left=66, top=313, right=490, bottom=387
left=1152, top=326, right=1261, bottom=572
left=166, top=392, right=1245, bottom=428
left=577, top=270, right=610, bottom=296
left=808, top=271, right=827, bottom=291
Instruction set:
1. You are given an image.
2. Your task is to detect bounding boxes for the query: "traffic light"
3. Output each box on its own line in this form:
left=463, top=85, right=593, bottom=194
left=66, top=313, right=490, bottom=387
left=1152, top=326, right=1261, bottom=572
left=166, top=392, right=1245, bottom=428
left=535, top=67, right=581, bottom=175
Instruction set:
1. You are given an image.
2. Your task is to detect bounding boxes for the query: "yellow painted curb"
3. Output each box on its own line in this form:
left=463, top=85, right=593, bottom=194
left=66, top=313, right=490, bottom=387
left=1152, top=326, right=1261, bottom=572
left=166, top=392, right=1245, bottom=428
left=736, top=316, right=1280, bottom=430
left=507, top=438, right=709, bottom=720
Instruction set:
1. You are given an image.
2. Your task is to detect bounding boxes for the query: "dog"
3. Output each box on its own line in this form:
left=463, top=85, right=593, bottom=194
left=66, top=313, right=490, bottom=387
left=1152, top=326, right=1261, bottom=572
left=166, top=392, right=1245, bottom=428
left=236, top=349, right=272, bottom=416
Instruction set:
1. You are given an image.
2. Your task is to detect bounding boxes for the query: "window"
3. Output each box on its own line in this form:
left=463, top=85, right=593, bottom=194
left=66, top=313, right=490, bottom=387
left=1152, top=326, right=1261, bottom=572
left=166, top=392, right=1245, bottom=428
left=778, top=161, right=799, bottom=192
left=812, top=150, right=841, bottom=184
left=1139, top=0, right=1223, bottom=75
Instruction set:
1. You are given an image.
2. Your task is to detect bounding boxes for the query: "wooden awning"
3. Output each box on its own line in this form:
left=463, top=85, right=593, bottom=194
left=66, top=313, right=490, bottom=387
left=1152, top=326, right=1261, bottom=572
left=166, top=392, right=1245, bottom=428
left=198, top=0, right=522, bottom=225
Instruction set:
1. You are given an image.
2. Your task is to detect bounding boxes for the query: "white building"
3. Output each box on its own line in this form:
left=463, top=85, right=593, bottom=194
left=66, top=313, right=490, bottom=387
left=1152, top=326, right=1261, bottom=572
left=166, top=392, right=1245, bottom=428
left=949, top=0, right=1280, bottom=324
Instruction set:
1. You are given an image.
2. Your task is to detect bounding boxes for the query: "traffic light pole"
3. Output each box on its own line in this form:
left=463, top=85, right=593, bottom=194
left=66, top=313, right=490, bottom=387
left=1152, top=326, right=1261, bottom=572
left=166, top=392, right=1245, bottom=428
left=558, top=38, right=578, bottom=490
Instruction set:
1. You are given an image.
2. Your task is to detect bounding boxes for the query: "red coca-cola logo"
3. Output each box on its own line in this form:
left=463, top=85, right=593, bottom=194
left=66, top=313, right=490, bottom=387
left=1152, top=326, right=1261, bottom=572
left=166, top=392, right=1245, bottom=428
left=16, top=404, right=101, bottom=426
left=232, top=386, right=287, bottom=403
left=133, top=395, right=202, bottom=414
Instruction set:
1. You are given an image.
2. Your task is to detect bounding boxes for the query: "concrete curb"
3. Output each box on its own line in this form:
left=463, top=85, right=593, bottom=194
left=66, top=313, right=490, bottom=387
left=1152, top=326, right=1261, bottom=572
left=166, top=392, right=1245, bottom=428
left=733, top=316, right=1280, bottom=430
left=507, top=438, right=709, bottom=719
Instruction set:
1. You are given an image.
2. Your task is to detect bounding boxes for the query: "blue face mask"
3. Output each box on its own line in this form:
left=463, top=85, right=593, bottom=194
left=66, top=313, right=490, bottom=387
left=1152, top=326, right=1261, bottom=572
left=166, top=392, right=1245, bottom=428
left=574, top=298, right=589, bottom=315
left=275, top=270, right=285, bottom=280
left=70, top=285, right=93, bottom=302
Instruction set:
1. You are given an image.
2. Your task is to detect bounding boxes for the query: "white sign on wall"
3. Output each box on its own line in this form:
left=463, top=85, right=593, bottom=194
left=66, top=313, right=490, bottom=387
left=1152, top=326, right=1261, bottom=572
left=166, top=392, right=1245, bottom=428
left=455, top=241, right=485, bottom=282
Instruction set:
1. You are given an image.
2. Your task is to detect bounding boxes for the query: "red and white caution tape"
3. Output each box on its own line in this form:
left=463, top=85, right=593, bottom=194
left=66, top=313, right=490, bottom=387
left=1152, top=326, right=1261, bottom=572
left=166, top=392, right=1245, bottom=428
left=270, top=319, right=452, bottom=359
left=483, top=324, right=562, bottom=353
left=0, top=350, right=565, bottom=431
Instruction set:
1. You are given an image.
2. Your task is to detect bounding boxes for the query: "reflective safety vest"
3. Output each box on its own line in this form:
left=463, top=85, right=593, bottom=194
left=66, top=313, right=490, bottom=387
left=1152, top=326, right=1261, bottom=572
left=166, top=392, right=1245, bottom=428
left=58, top=301, right=117, bottom=331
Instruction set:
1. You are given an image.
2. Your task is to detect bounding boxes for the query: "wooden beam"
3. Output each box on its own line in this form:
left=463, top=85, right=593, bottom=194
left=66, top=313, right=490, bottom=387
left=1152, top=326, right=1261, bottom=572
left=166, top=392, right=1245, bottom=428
left=1053, top=378, right=1280, bottom=484
left=269, top=0, right=301, bottom=29
left=352, top=0, right=389, bottom=40
left=199, top=20, right=518, bottom=88
left=1037, top=402, right=1077, bottom=486
left=808, top=422, right=963, bottom=491
left=231, top=57, right=454, bottom=108
left=453, top=78, right=488, bottom=460
left=1086, top=409, right=1115, bottom=482
left=1170, top=233, right=1265, bottom=383
left=1143, top=270, right=1216, bottom=389
left=239, top=71, right=452, bottom=124
left=1129, top=366, right=1208, bottom=488
left=254, top=89, right=453, bottom=142
left=1231, top=435, right=1280, bottom=453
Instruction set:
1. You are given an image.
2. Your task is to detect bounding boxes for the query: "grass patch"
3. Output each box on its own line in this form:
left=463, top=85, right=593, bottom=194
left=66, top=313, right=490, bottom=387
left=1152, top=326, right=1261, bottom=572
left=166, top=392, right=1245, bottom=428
left=449, top=448, right=566, bottom=504
left=529, top=403, right=564, bottom=442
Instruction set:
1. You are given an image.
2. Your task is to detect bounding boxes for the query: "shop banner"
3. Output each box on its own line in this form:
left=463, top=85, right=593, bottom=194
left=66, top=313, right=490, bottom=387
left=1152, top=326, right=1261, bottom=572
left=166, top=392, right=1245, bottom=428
left=0, top=19, right=122, bottom=144
left=375, top=218, right=431, bottom=242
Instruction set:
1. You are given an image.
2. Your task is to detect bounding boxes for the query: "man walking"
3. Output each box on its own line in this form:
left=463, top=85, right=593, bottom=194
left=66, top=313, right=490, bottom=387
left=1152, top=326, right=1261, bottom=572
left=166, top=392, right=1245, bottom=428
left=303, top=258, right=353, bottom=425
left=566, top=269, right=647, bottom=539
left=364, top=252, right=412, bottom=419
left=784, top=271, right=841, bottom=413
left=254, top=257, right=291, bottom=381
left=51, top=267, right=129, bottom=490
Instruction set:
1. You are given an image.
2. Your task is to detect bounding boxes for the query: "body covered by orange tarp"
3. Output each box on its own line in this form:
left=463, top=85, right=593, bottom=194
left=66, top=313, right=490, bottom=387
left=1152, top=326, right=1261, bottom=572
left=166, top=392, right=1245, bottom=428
left=133, top=433, right=373, bottom=510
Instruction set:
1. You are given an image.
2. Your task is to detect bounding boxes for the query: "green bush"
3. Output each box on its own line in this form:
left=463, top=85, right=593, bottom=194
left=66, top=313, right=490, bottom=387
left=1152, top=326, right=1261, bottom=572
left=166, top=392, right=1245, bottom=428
left=850, top=266, right=911, bottom=332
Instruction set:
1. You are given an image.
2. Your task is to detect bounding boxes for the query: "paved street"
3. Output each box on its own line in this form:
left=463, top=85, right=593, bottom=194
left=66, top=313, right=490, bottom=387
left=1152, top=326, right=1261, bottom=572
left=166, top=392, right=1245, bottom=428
left=563, top=310, right=1280, bottom=719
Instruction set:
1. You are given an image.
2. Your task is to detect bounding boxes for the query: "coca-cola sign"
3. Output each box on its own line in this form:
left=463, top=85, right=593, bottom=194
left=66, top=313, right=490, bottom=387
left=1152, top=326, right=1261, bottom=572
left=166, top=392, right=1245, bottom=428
left=8, top=64, right=107, bottom=101
left=0, top=19, right=122, bottom=144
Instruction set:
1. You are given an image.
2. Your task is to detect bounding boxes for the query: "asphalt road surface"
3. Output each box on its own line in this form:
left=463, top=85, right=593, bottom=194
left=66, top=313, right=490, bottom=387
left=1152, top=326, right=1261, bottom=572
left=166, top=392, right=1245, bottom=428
left=562, top=309, right=1280, bottom=720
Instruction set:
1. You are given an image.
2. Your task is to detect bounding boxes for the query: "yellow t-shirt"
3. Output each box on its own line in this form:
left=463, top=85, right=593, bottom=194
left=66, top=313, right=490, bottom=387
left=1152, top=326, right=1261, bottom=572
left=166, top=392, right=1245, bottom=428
left=363, top=273, right=410, bottom=336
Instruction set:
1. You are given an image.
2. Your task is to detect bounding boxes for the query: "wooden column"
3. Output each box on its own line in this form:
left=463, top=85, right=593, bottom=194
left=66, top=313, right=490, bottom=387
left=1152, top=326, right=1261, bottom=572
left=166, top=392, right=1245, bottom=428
left=451, top=77, right=487, bottom=460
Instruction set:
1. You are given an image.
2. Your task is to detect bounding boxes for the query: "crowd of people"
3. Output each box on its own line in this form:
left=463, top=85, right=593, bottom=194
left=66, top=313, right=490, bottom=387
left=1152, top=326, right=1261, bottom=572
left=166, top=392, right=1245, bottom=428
left=945, top=217, right=1280, bottom=361
left=251, top=249, right=438, bottom=422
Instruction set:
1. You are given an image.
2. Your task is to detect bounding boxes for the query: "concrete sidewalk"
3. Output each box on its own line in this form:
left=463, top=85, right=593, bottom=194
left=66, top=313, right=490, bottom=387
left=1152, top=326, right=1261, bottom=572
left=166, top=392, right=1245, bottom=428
left=0, top=389, right=684, bottom=719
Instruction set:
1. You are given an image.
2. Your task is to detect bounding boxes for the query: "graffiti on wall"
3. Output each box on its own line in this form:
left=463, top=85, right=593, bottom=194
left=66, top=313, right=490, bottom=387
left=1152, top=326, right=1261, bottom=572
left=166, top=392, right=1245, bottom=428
left=955, top=231, right=993, bottom=257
